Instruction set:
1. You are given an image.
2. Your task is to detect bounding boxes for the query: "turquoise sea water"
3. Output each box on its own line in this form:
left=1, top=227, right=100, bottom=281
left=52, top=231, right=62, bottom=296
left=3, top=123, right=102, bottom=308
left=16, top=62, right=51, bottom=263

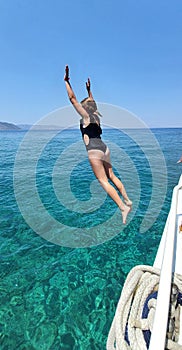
left=0, top=127, right=182, bottom=349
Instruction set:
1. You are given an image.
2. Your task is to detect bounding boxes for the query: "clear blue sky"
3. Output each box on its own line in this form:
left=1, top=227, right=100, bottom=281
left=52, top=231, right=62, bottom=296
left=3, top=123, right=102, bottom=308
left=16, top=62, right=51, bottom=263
left=0, top=0, right=182, bottom=127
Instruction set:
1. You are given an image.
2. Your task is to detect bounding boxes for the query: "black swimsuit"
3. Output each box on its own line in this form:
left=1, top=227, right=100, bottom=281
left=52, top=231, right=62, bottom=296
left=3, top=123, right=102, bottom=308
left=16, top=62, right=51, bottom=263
left=80, top=114, right=107, bottom=153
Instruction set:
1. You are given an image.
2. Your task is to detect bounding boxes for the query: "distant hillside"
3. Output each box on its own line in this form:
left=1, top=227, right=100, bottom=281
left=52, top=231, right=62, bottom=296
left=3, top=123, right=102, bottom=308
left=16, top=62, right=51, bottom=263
left=0, top=121, right=21, bottom=130
left=0, top=121, right=63, bottom=131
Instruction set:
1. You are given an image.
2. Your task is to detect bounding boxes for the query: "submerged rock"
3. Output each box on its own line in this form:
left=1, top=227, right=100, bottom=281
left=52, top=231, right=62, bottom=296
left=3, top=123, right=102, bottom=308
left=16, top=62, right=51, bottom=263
left=27, top=322, right=57, bottom=349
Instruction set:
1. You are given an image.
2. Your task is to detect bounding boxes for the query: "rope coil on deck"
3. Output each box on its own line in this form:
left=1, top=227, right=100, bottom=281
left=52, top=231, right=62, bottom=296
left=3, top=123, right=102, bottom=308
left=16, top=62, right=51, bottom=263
left=106, top=265, right=182, bottom=350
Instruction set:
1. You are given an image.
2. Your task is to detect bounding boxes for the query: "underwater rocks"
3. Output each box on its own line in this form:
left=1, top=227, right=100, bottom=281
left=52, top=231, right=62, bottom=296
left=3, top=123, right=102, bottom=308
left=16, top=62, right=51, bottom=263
left=26, top=321, right=57, bottom=349
left=0, top=244, right=126, bottom=349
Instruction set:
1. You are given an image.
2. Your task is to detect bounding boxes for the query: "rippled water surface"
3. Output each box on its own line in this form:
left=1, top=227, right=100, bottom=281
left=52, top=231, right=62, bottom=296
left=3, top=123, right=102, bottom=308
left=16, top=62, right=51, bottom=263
left=0, top=127, right=182, bottom=349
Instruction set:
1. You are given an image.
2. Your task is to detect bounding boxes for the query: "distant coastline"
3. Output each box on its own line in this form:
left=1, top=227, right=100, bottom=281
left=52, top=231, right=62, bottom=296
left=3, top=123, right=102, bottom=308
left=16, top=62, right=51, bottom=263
left=0, top=121, right=21, bottom=130
left=0, top=121, right=62, bottom=131
left=0, top=121, right=182, bottom=131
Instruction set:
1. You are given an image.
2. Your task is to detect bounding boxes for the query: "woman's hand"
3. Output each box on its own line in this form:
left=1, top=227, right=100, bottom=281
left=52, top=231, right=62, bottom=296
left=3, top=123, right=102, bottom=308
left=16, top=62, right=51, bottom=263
left=86, top=78, right=91, bottom=94
left=64, top=65, right=70, bottom=82
left=86, top=77, right=94, bottom=99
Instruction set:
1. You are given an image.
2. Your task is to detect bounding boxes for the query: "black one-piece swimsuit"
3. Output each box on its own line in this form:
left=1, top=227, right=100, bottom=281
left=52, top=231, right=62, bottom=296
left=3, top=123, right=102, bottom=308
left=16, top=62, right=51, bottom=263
left=80, top=114, right=107, bottom=153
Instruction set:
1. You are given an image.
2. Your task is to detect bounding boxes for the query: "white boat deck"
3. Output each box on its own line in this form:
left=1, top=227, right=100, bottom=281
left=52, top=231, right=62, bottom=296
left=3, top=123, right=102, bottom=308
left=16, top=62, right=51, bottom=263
left=149, top=174, right=182, bottom=349
left=154, top=174, right=182, bottom=274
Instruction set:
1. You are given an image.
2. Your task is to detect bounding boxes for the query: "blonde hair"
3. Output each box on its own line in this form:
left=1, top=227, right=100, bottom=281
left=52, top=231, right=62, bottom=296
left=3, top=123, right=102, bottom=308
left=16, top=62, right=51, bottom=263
left=80, top=98, right=97, bottom=113
left=80, top=98, right=102, bottom=117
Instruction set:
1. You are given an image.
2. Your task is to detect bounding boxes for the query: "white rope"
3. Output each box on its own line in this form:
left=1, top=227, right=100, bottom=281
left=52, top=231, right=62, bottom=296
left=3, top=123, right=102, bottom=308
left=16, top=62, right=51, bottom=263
left=106, top=265, right=182, bottom=350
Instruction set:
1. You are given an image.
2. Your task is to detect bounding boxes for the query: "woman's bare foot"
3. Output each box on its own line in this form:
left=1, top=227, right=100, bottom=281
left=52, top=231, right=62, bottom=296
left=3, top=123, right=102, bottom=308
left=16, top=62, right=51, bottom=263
left=124, top=199, right=132, bottom=207
left=120, top=205, right=131, bottom=224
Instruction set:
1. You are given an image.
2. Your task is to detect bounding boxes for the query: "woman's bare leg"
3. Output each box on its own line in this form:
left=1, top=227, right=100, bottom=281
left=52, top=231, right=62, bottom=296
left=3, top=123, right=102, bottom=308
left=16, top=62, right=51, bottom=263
left=88, top=150, right=130, bottom=224
left=103, top=148, right=132, bottom=206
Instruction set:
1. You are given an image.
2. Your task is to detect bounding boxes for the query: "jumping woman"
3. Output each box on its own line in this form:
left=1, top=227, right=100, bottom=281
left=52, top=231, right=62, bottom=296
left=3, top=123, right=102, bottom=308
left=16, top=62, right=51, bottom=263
left=64, top=65, right=132, bottom=224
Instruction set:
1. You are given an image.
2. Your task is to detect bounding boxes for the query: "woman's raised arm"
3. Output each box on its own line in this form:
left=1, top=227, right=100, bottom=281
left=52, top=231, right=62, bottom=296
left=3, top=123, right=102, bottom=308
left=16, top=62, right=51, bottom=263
left=64, top=65, right=89, bottom=122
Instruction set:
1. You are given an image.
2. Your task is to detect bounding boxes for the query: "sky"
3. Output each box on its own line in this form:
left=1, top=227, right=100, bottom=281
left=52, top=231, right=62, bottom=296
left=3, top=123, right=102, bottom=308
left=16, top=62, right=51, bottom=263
left=0, top=0, right=182, bottom=127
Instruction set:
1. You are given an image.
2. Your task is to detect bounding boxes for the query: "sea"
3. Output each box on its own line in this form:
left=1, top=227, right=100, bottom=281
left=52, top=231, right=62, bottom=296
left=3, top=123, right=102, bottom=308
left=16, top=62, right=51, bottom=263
left=0, top=127, right=182, bottom=350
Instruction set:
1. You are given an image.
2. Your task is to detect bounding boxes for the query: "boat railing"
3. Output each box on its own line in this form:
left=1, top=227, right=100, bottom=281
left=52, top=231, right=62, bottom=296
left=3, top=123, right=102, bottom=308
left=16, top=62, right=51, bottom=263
left=149, top=178, right=182, bottom=350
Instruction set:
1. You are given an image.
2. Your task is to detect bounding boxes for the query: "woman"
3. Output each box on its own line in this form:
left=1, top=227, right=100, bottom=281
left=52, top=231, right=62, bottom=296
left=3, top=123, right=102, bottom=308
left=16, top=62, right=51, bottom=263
left=64, top=65, right=132, bottom=224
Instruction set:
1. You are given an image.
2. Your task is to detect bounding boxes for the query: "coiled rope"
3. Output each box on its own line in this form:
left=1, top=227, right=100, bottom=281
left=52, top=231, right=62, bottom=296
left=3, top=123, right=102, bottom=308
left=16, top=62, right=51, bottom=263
left=106, top=265, right=182, bottom=350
